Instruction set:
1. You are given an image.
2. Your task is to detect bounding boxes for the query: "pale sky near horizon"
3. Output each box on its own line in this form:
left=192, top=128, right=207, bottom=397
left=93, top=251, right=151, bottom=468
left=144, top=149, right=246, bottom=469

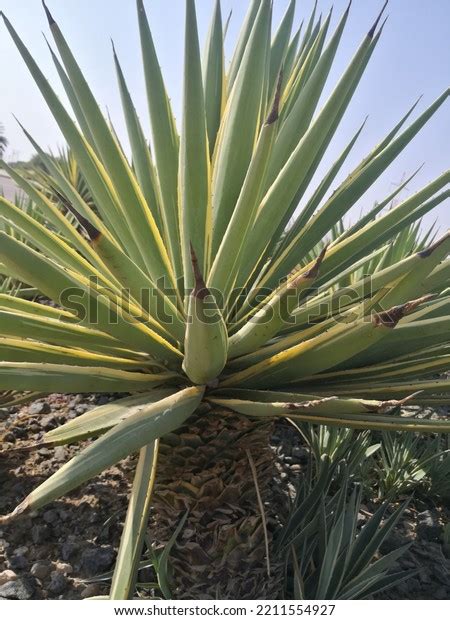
left=0, top=0, right=449, bottom=229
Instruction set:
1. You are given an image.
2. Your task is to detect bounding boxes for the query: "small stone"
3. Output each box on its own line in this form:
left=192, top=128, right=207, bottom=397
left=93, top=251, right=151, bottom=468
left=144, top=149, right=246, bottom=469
left=40, top=414, right=57, bottom=431
left=403, top=520, right=415, bottom=533
left=75, top=403, right=89, bottom=414
left=357, top=512, right=369, bottom=527
left=9, top=551, right=28, bottom=570
left=417, top=509, right=441, bottom=541
left=0, top=407, right=13, bottom=419
left=0, top=576, right=35, bottom=600
left=54, top=562, right=73, bottom=575
left=12, top=427, right=27, bottom=439
left=96, top=395, right=110, bottom=406
left=29, top=401, right=51, bottom=416
left=31, top=524, right=50, bottom=544
left=54, top=446, right=67, bottom=462
left=30, top=561, right=52, bottom=580
left=80, top=583, right=102, bottom=599
left=291, top=446, right=309, bottom=461
left=47, top=571, right=67, bottom=595
left=81, top=546, right=115, bottom=576
left=2, top=432, right=16, bottom=443
left=57, top=509, right=70, bottom=522
left=418, top=509, right=434, bottom=526
left=15, top=545, right=28, bottom=555
left=43, top=509, right=58, bottom=525
left=61, top=542, right=77, bottom=562
left=0, top=570, right=17, bottom=586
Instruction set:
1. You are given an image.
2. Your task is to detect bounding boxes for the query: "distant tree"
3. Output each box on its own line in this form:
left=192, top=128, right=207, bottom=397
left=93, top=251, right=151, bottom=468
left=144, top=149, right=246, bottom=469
left=0, top=123, right=7, bottom=157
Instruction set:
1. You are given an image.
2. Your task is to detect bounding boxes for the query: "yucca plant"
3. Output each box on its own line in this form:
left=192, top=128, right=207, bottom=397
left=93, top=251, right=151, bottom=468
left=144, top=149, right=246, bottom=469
left=0, top=0, right=449, bottom=599
left=295, top=422, right=380, bottom=482
left=372, top=431, right=450, bottom=499
left=282, top=464, right=414, bottom=600
left=24, top=145, right=95, bottom=214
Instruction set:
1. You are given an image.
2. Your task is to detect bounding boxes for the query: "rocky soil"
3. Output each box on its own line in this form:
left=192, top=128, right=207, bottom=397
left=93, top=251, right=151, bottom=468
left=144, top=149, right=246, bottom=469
left=1, top=395, right=449, bottom=600
left=0, top=393, right=131, bottom=599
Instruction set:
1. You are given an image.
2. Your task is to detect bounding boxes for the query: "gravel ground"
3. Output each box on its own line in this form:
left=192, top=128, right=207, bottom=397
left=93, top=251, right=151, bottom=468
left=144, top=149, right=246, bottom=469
left=0, top=394, right=131, bottom=599
left=0, top=395, right=449, bottom=600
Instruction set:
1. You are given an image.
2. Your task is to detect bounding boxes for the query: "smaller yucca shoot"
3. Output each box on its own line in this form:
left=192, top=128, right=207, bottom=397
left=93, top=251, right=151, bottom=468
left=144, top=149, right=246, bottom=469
left=183, top=246, right=228, bottom=385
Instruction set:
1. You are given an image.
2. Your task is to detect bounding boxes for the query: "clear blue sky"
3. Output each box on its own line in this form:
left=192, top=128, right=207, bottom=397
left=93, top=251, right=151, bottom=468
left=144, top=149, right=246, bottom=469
left=0, top=0, right=449, bottom=228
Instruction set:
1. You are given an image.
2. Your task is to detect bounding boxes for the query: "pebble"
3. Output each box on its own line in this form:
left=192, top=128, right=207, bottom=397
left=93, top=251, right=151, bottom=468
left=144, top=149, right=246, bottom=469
left=0, top=407, right=13, bottom=419
left=9, top=550, right=28, bottom=571
left=75, top=404, right=90, bottom=414
left=2, top=431, right=16, bottom=443
left=417, top=510, right=442, bottom=541
left=30, top=561, right=52, bottom=580
left=0, top=576, right=35, bottom=600
left=40, top=414, right=57, bottom=431
left=43, top=509, right=59, bottom=525
left=61, top=542, right=78, bottom=562
left=0, top=570, right=17, bottom=586
left=357, top=512, right=368, bottom=526
left=54, top=562, right=73, bottom=575
left=54, top=446, right=67, bottom=462
left=29, top=401, right=51, bottom=416
left=47, top=571, right=68, bottom=595
left=80, top=546, right=115, bottom=575
left=32, top=524, right=50, bottom=544
left=80, top=583, right=102, bottom=599
left=291, top=446, right=309, bottom=461
left=12, top=427, right=27, bottom=439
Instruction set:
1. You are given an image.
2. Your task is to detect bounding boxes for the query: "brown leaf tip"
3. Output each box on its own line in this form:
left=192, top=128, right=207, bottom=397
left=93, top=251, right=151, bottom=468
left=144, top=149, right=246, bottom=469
left=303, top=245, right=328, bottom=280
left=368, top=0, right=388, bottom=38
left=373, top=294, right=434, bottom=328
left=42, top=1, right=56, bottom=26
left=190, top=243, right=208, bottom=300
left=266, top=70, right=283, bottom=125
left=59, top=196, right=101, bottom=242
left=417, top=229, right=450, bottom=258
